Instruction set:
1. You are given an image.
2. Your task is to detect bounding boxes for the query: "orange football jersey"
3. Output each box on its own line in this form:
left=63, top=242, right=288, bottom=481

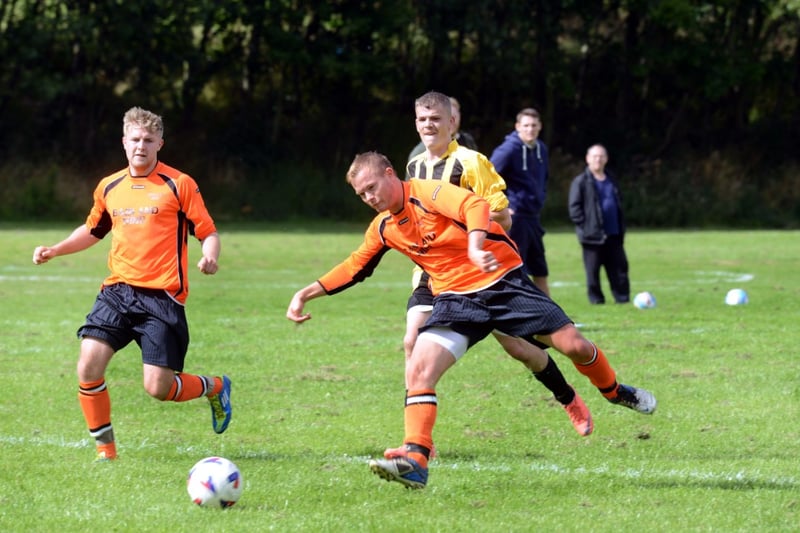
left=85, top=161, right=217, bottom=304
left=318, top=179, right=522, bottom=296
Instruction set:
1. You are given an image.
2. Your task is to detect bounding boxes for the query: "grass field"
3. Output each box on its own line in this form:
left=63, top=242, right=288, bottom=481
left=1, top=223, right=798, bottom=532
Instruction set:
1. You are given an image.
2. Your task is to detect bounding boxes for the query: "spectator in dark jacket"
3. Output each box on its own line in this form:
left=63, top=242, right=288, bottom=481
left=568, top=144, right=630, bottom=304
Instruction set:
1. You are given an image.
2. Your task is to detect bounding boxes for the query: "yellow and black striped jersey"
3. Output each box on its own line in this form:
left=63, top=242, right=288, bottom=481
left=406, top=140, right=508, bottom=213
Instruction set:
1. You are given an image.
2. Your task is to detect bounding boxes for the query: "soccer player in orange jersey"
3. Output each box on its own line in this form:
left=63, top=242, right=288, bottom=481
left=287, top=152, right=656, bottom=489
left=32, top=107, right=231, bottom=462
left=400, top=91, right=593, bottom=446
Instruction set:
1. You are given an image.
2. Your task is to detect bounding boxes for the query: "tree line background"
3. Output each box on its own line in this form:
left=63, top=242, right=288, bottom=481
left=1, top=0, right=798, bottom=227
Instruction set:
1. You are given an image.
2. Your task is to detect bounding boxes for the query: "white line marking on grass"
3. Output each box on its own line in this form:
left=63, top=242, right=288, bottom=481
left=6, top=436, right=795, bottom=489
left=1, top=273, right=584, bottom=291
left=465, top=461, right=796, bottom=488
left=692, top=271, right=754, bottom=283
left=0, top=274, right=98, bottom=283
left=337, top=455, right=796, bottom=488
left=550, top=281, right=581, bottom=288
left=0, top=434, right=199, bottom=454
left=0, top=434, right=89, bottom=449
left=1, top=274, right=417, bottom=290
left=0, top=271, right=755, bottom=290
left=634, top=271, right=755, bottom=289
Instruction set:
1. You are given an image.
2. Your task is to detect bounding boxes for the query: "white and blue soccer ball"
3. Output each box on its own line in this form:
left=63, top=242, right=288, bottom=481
left=187, top=456, right=243, bottom=508
left=633, top=291, right=657, bottom=309
left=725, top=288, right=749, bottom=306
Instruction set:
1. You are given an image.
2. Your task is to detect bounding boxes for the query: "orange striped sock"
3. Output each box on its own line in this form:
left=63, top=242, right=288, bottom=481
left=165, top=374, right=217, bottom=402
left=403, top=389, right=437, bottom=468
left=572, top=344, right=619, bottom=398
left=78, top=379, right=113, bottom=443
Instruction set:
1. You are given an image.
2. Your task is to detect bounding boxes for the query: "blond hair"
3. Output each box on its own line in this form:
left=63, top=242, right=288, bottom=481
left=346, top=152, right=394, bottom=184
left=123, top=107, right=164, bottom=136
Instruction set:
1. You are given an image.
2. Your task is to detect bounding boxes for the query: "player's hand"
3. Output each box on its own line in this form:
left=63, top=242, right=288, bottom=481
left=469, top=250, right=499, bottom=273
left=197, top=256, right=218, bottom=275
left=32, top=246, right=55, bottom=265
left=286, top=293, right=312, bottom=324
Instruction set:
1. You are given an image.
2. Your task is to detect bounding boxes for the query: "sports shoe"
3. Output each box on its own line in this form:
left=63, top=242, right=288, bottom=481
left=369, top=457, right=428, bottom=489
left=564, top=387, right=593, bottom=436
left=609, top=383, right=657, bottom=414
left=208, top=375, right=232, bottom=434
left=94, top=451, right=117, bottom=463
left=383, top=443, right=437, bottom=460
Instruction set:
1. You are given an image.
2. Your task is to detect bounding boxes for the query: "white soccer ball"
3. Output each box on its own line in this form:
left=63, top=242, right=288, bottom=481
left=633, top=291, right=656, bottom=309
left=725, top=288, right=748, bottom=306
left=187, top=456, right=243, bottom=508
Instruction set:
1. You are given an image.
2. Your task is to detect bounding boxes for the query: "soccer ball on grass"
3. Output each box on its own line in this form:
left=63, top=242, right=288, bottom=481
left=187, top=456, right=243, bottom=508
left=633, top=291, right=656, bottom=309
left=725, top=288, right=748, bottom=306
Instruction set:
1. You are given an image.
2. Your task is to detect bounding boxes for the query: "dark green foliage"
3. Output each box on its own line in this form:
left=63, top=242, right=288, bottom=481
left=1, top=0, right=798, bottom=226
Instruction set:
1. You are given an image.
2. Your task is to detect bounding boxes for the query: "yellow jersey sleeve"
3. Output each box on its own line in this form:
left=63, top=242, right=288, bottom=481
left=456, top=147, right=509, bottom=213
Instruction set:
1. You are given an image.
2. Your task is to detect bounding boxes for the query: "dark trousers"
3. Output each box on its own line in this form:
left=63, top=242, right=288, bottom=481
left=581, top=235, right=630, bottom=304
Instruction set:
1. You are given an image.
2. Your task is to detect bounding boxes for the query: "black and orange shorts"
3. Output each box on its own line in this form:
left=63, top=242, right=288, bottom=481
left=77, top=283, right=189, bottom=371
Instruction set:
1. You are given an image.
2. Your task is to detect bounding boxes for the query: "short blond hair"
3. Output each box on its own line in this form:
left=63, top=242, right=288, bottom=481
left=346, top=152, right=394, bottom=184
left=123, top=107, right=164, bottom=136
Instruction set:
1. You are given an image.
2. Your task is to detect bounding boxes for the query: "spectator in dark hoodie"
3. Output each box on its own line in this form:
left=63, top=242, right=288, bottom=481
left=490, top=108, right=551, bottom=296
left=568, top=144, right=630, bottom=304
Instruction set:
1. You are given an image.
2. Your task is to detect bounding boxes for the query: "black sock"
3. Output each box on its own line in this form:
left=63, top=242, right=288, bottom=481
left=404, top=443, right=431, bottom=459
left=533, top=355, right=575, bottom=405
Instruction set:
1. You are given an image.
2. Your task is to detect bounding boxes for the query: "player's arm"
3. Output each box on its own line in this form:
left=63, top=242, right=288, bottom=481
left=287, top=249, right=385, bottom=323
left=197, top=232, right=220, bottom=275
left=287, top=218, right=391, bottom=324
left=287, top=281, right=326, bottom=324
left=467, top=229, right=499, bottom=273
left=433, top=181, right=502, bottom=272
left=179, top=174, right=220, bottom=275
left=490, top=207, right=512, bottom=231
left=32, top=224, right=100, bottom=265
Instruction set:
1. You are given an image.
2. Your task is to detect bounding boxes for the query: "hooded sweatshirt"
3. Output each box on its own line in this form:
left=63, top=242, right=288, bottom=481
left=490, top=132, right=549, bottom=218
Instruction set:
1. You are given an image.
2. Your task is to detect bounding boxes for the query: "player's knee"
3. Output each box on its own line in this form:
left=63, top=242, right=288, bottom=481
left=405, top=360, right=436, bottom=389
left=77, top=339, right=113, bottom=381
left=142, top=378, right=171, bottom=400
left=495, top=335, right=530, bottom=360
left=565, top=339, right=596, bottom=365
left=553, top=326, right=592, bottom=359
left=146, top=385, right=169, bottom=401
left=501, top=342, right=527, bottom=361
